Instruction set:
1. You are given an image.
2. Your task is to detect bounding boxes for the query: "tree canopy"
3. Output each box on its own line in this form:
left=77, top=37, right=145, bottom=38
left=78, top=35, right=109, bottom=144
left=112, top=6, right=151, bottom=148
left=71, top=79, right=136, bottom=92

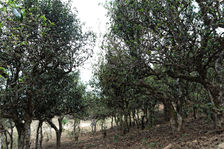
left=0, top=0, right=95, bottom=148
left=94, top=0, right=224, bottom=133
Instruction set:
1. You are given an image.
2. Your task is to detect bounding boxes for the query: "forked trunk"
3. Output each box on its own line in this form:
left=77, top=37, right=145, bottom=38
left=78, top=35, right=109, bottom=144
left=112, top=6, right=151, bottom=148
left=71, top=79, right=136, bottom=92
left=168, top=103, right=183, bottom=132
left=47, top=117, right=63, bottom=149
left=15, top=120, right=32, bottom=149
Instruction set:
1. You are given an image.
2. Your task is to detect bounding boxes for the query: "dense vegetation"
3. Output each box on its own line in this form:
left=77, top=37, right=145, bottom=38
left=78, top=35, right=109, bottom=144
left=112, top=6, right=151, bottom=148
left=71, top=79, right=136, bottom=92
left=0, top=0, right=94, bottom=149
left=0, top=0, right=223, bottom=149
left=94, top=0, right=224, bottom=137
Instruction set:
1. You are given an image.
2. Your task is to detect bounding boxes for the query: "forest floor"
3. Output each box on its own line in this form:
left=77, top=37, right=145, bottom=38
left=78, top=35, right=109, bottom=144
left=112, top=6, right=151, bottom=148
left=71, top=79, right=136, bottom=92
left=42, top=117, right=224, bottom=149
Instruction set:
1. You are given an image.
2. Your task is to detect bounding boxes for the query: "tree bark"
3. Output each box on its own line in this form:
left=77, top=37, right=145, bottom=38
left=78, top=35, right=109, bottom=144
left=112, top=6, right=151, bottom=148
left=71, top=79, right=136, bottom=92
left=149, top=106, right=155, bottom=127
left=163, top=102, right=171, bottom=121
left=141, top=115, right=145, bottom=130
left=39, top=125, right=43, bottom=149
left=128, top=113, right=132, bottom=128
left=136, top=109, right=140, bottom=129
left=73, top=118, right=80, bottom=141
left=9, top=121, right=13, bottom=149
left=15, top=119, right=32, bottom=149
left=0, top=133, right=3, bottom=149
left=4, top=131, right=9, bottom=149
left=35, top=121, right=43, bottom=149
left=114, top=115, right=119, bottom=127
left=206, top=85, right=224, bottom=129
left=124, top=113, right=129, bottom=133
left=131, top=111, right=137, bottom=127
left=47, top=117, right=63, bottom=149
left=56, top=131, right=61, bottom=149
left=111, top=116, right=114, bottom=129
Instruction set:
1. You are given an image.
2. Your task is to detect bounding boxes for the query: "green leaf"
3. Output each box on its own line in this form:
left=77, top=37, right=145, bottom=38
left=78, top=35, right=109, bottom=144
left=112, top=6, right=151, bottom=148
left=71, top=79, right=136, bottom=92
left=40, top=15, right=47, bottom=21
left=62, top=118, right=68, bottom=125
left=19, top=78, right=23, bottom=82
left=0, top=66, right=6, bottom=71
left=48, top=20, right=55, bottom=26
left=2, top=7, right=7, bottom=12
left=140, top=8, right=144, bottom=12
left=0, top=22, right=3, bottom=28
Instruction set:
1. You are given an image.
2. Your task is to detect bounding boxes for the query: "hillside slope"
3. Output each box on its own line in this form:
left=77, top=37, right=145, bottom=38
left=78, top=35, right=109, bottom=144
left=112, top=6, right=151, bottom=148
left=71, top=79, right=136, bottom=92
left=42, top=117, right=224, bottom=149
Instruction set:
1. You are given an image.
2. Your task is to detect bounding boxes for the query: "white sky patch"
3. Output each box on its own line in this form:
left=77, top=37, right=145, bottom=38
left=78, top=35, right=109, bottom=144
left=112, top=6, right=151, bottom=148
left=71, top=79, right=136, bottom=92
left=72, top=0, right=224, bottom=85
left=71, top=0, right=109, bottom=84
left=216, top=27, right=224, bottom=37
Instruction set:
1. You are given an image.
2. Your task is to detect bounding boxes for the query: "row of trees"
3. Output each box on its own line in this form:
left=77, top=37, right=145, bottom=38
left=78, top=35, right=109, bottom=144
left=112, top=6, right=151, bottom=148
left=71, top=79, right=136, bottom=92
left=0, top=0, right=95, bottom=149
left=93, top=0, right=224, bottom=134
left=0, top=0, right=223, bottom=148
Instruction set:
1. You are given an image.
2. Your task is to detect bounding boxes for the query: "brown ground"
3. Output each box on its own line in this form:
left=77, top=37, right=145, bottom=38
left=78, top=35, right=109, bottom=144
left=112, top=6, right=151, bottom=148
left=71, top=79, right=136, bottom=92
left=42, top=117, right=224, bottom=149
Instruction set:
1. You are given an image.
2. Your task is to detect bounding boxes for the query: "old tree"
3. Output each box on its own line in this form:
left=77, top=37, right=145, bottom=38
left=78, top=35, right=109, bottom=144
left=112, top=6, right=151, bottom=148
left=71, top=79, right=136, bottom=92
left=0, top=0, right=224, bottom=148
left=94, top=0, right=224, bottom=134
left=0, top=0, right=94, bottom=149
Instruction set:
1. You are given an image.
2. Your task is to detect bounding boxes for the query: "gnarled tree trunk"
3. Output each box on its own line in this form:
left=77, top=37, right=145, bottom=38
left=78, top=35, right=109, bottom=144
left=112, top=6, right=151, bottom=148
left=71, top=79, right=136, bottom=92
left=15, top=119, right=32, bottom=149
left=47, top=117, right=63, bottom=149
left=73, top=118, right=80, bottom=141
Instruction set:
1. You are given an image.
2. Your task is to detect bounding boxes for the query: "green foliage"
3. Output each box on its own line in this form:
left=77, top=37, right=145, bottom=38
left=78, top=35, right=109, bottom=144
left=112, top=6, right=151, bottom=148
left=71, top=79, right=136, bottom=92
left=0, top=2, right=94, bottom=148
left=62, top=117, right=68, bottom=125
left=93, top=0, right=224, bottom=133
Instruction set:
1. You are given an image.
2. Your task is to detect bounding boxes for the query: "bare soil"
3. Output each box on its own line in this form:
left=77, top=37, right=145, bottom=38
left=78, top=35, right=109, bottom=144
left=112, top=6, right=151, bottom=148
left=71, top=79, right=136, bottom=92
left=41, top=117, right=224, bottom=149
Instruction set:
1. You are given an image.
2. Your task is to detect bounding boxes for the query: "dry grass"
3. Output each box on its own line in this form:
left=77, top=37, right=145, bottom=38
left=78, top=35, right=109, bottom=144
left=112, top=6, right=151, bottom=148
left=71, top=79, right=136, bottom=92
left=28, top=118, right=112, bottom=148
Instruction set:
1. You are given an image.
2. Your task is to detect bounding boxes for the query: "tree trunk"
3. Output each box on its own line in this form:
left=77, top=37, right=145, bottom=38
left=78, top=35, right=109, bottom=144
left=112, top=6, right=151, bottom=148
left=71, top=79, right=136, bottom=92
left=111, top=116, right=114, bottom=129
left=73, top=118, right=80, bottom=141
left=136, top=109, right=140, bottom=129
left=120, top=115, right=126, bottom=135
left=47, top=117, right=63, bottom=149
left=193, top=105, right=197, bottom=119
left=206, top=85, right=224, bottom=129
left=163, top=102, right=170, bottom=121
left=35, top=121, right=43, bottom=149
left=203, top=51, right=224, bottom=129
left=4, top=131, right=9, bottom=149
left=141, top=115, right=145, bottom=130
left=100, top=119, right=107, bottom=138
left=114, top=115, right=119, bottom=127
left=143, top=107, right=148, bottom=125
left=90, top=119, right=97, bottom=135
left=39, top=126, right=43, bottom=149
left=177, top=113, right=183, bottom=132
left=9, top=121, right=13, bottom=149
left=124, top=113, right=129, bottom=133
left=128, top=113, right=132, bottom=127
left=15, top=120, right=32, bottom=149
left=56, top=131, right=61, bottom=149
left=149, top=106, right=155, bottom=127
left=176, top=99, right=184, bottom=131
left=0, top=133, right=3, bottom=149
left=131, top=111, right=136, bottom=127
left=167, top=102, right=178, bottom=132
